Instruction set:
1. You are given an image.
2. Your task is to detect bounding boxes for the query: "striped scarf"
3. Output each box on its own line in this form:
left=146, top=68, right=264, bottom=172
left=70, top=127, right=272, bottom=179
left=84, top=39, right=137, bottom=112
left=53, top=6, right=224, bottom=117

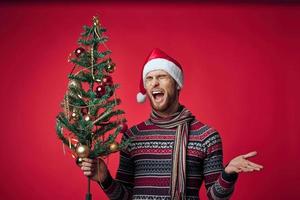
left=150, top=105, right=194, bottom=200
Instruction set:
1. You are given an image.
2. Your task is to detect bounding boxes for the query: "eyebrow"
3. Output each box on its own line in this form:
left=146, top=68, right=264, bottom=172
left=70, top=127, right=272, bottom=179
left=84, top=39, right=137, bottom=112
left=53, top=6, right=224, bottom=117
left=146, top=73, right=168, bottom=77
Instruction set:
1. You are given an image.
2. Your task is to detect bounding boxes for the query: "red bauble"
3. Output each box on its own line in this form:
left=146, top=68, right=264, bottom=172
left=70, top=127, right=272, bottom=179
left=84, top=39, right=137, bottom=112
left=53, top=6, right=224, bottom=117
left=81, top=107, right=88, bottom=115
left=75, top=47, right=85, bottom=57
left=95, top=85, right=106, bottom=98
left=102, top=75, right=113, bottom=86
left=119, top=122, right=128, bottom=133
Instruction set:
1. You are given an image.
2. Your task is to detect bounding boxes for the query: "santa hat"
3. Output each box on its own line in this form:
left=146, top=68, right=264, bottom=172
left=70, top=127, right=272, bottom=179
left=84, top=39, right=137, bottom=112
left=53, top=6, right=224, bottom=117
left=137, top=48, right=183, bottom=103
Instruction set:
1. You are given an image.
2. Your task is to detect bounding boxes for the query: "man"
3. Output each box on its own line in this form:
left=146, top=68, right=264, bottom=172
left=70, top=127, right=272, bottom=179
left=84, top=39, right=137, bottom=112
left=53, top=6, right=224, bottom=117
left=79, top=48, right=263, bottom=200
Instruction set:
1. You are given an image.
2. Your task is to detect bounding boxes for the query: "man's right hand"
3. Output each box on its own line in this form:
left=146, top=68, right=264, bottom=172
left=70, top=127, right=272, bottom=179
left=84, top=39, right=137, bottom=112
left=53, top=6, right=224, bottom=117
left=77, top=157, right=108, bottom=183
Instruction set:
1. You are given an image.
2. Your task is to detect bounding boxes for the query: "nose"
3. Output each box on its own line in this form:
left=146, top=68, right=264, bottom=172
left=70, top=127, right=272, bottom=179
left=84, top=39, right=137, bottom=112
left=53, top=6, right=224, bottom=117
left=152, top=77, right=159, bottom=87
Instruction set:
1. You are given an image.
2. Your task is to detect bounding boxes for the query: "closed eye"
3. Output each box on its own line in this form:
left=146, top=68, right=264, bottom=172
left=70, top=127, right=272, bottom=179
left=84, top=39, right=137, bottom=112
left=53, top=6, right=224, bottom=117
left=145, top=76, right=153, bottom=81
left=158, top=75, right=168, bottom=80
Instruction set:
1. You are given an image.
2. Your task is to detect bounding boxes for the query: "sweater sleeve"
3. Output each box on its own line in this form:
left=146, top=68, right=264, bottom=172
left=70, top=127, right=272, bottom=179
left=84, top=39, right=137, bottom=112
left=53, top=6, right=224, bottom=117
left=203, top=130, right=238, bottom=200
left=99, top=131, right=134, bottom=200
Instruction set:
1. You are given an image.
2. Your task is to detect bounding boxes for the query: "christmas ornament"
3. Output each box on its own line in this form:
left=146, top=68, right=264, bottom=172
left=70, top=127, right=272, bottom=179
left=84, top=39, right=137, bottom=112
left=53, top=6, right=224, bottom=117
left=95, top=85, right=106, bottom=97
left=119, top=122, right=128, bottom=133
left=105, top=63, right=115, bottom=73
left=93, top=16, right=99, bottom=26
left=81, top=107, right=89, bottom=115
left=109, top=142, right=119, bottom=152
left=68, top=89, right=82, bottom=99
left=68, top=79, right=82, bottom=90
left=102, top=75, right=113, bottom=86
left=76, top=144, right=90, bottom=158
left=75, top=47, right=85, bottom=57
left=84, top=115, right=91, bottom=121
left=76, top=157, right=83, bottom=165
left=71, top=111, right=79, bottom=121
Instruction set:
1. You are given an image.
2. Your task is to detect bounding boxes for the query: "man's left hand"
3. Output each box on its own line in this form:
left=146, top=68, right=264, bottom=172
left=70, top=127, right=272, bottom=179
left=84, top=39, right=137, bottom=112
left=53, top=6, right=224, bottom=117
left=225, top=151, right=263, bottom=174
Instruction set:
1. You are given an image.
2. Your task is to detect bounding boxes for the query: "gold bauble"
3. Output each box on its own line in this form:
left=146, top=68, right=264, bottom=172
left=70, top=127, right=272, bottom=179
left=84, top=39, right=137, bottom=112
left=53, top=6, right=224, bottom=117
left=68, top=80, right=82, bottom=90
left=84, top=115, right=90, bottom=121
left=68, top=89, right=82, bottom=99
left=71, top=112, right=78, bottom=118
left=93, top=16, right=99, bottom=26
left=76, top=144, right=90, bottom=158
left=106, top=64, right=115, bottom=73
left=68, top=90, right=77, bottom=98
left=109, top=142, right=119, bottom=152
left=71, top=111, right=79, bottom=121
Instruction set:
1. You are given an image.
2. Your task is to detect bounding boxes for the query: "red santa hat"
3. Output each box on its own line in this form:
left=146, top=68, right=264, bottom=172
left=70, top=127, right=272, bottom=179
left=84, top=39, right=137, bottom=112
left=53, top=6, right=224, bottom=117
left=137, top=48, right=183, bottom=103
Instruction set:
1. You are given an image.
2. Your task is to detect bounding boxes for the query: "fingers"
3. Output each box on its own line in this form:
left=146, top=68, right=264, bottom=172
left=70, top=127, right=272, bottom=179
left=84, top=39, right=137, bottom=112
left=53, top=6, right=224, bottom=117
left=237, top=160, right=263, bottom=173
left=228, top=164, right=258, bottom=173
left=76, top=157, right=96, bottom=166
left=76, top=158, right=98, bottom=177
left=243, top=151, right=257, bottom=159
left=239, top=165, right=259, bottom=172
left=239, top=167, right=254, bottom=172
left=226, top=160, right=263, bottom=174
left=226, top=151, right=263, bottom=174
left=248, top=161, right=263, bottom=170
left=242, top=151, right=263, bottom=171
left=82, top=158, right=97, bottom=164
left=82, top=167, right=95, bottom=176
left=81, top=163, right=96, bottom=177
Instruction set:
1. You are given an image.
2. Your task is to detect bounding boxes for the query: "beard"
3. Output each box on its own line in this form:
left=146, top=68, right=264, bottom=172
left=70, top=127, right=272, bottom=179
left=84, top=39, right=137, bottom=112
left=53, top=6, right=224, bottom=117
left=149, top=88, right=179, bottom=115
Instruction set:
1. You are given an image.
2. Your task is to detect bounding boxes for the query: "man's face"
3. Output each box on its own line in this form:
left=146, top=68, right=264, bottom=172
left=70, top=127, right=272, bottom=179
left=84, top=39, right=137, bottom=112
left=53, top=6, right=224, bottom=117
left=144, top=70, right=179, bottom=114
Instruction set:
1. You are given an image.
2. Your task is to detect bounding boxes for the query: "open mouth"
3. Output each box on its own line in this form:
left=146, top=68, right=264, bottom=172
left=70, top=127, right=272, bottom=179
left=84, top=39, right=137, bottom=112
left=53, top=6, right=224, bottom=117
left=152, top=90, right=165, bottom=102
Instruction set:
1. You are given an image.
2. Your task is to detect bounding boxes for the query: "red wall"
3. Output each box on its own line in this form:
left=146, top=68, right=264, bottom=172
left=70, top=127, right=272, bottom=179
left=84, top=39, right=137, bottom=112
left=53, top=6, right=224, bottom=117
left=1, top=2, right=299, bottom=200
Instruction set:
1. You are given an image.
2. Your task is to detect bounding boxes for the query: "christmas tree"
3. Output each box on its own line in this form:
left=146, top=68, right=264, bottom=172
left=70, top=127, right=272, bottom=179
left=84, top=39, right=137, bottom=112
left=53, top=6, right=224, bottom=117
left=55, top=16, right=129, bottom=200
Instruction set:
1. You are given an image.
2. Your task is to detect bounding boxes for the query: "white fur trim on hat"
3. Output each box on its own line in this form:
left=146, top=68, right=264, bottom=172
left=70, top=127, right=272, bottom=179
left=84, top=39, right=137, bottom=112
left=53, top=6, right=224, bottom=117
left=136, top=92, right=147, bottom=103
left=142, top=58, right=183, bottom=88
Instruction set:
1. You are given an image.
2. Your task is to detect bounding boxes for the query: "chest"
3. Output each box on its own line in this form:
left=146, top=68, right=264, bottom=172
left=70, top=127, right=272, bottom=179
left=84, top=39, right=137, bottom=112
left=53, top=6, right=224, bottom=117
left=129, top=133, right=206, bottom=176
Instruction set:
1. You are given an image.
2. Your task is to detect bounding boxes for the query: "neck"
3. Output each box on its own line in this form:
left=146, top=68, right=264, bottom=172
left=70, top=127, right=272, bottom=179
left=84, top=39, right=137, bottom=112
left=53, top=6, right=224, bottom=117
left=155, top=101, right=180, bottom=118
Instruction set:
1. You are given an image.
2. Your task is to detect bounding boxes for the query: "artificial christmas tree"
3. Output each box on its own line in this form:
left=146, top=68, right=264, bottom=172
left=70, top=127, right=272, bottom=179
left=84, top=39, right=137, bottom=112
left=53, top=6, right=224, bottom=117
left=56, top=16, right=129, bottom=200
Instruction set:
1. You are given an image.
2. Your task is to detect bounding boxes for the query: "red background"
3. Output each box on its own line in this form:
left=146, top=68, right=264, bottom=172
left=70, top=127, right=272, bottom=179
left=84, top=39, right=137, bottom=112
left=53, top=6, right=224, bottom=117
left=1, top=2, right=299, bottom=200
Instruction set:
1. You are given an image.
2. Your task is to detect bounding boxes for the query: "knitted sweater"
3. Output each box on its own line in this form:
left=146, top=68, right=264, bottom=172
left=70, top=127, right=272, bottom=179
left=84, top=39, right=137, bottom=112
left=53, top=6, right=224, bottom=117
left=100, top=118, right=237, bottom=200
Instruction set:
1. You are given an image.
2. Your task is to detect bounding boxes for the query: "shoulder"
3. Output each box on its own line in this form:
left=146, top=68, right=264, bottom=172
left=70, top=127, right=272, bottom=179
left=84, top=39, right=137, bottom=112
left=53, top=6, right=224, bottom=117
left=124, top=120, right=156, bottom=138
left=189, top=118, right=221, bottom=139
left=189, top=118, right=222, bottom=151
left=189, top=119, right=223, bottom=156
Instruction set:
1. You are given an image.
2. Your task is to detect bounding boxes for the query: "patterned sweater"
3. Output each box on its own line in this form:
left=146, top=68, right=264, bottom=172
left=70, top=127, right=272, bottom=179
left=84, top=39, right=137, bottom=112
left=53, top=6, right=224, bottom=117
left=100, top=118, right=238, bottom=200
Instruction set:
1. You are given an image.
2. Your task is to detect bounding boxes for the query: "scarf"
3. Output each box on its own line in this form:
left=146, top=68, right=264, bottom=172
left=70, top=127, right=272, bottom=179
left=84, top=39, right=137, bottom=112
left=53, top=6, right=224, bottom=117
left=149, top=105, right=194, bottom=200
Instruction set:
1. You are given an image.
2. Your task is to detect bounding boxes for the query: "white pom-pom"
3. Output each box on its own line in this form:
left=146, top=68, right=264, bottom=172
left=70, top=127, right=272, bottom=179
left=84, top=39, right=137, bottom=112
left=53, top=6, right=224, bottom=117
left=136, top=92, right=146, bottom=103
